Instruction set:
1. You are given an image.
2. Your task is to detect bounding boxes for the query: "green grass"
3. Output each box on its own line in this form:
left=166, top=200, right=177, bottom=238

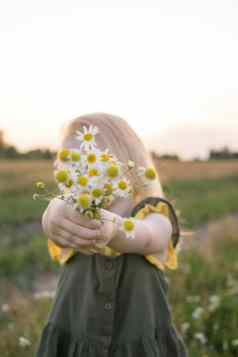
left=0, top=191, right=47, bottom=224
left=0, top=182, right=56, bottom=225
left=0, top=224, right=237, bottom=356
left=1, top=174, right=237, bottom=227
left=0, top=235, right=57, bottom=277
left=166, top=227, right=238, bottom=357
left=0, top=174, right=237, bottom=289
left=164, top=174, right=238, bottom=229
left=0, top=293, right=52, bottom=357
left=0, top=234, right=57, bottom=288
left=1, top=161, right=238, bottom=356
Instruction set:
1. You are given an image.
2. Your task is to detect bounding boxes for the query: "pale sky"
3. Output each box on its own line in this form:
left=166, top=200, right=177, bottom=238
left=0, top=0, right=238, bottom=160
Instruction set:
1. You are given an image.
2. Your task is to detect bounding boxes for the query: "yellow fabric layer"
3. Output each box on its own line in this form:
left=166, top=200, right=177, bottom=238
left=47, top=201, right=178, bottom=270
left=133, top=201, right=178, bottom=271
left=47, top=239, right=121, bottom=266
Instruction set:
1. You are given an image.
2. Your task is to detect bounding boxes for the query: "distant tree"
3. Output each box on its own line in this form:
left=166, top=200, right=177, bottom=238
left=209, top=146, right=238, bottom=160
left=0, top=129, right=55, bottom=160
left=193, top=157, right=203, bottom=162
left=159, top=154, right=180, bottom=160
left=3, top=145, right=19, bottom=158
left=22, top=149, right=55, bottom=160
left=150, top=150, right=180, bottom=161
left=0, top=129, right=19, bottom=158
left=0, top=130, right=6, bottom=148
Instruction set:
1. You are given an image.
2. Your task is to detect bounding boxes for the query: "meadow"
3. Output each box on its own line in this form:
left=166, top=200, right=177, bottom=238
left=0, top=159, right=238, bottom=356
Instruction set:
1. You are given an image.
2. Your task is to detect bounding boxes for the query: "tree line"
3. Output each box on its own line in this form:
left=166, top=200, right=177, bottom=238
left=0, top=130, right=237, bottom=161
left=0, top=130, right=56, bottom=160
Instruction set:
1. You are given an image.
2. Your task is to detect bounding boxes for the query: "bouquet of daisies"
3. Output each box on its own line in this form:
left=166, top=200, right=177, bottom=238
left=34, top=125, right=157, bottom=241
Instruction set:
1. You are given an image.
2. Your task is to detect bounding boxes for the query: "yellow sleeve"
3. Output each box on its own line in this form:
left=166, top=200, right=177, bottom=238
left=47, top=239, right=76, bottom=265
left=132, top=197, right=180, bottom=271
left=47, top=239, right=121, bottom=265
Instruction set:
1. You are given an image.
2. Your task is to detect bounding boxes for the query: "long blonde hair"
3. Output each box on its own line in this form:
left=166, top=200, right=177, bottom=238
left=59, top=112, right=164, bottom=206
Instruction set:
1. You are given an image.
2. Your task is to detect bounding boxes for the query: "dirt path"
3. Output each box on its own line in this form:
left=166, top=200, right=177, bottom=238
left=181, top=212, right=238, bottom=250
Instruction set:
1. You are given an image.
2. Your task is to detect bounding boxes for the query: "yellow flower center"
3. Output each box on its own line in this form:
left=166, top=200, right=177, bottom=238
left=123, top=219, right=135, bottom=231
left=36, top=181, right=45, bottom=189
left=100, top=153, right=110, bottom=161
left=65, top=179, right=73, bottom=188
left=118, top=180, right=127, bottom=190
left=77, top=193, right=91, bottom=209
left=84, top=133, right=93, bottom=142
left=88, top=167, right=99, bottom=176
left=71, top=150, right=81, bottom=161
left=54, top=170, right=69, bottom=183
left=86, top=152, right=97, bottom=164
left=145, top=167, right=157, bottom=180
left=84, top=210, right=95, bottom=219
left=104, top=182, right=113, bottom=194
left=92, top=188, right=103, bottom=198
left=107, top=164, right=119, bottom=178
left=77, top=175, right=89, bottom=186
left=58, top=148, right=70, bottom=161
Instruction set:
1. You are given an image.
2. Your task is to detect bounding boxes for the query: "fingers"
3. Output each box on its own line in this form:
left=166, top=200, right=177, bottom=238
left=49, top=229, right=92, bottom=249
left=52, top=225, right=99, bottom=247
left=56, top=218, right=101, bottom=242
left=64, top=205, right=101, bottom=230
left=47, top=198, right=97, bottom=229
left=48, top=232, right=74, bottom=248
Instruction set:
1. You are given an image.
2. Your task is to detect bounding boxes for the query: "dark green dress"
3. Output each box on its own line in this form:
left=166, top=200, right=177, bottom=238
left=35, top=197, right=189, bottom=357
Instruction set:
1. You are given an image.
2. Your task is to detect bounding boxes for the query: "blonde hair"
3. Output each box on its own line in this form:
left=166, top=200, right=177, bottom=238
left=59, top=112, right=164, bottom=205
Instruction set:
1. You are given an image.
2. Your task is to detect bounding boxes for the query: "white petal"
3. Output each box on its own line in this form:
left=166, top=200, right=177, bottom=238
left=83, top=126, right=88, bottom=133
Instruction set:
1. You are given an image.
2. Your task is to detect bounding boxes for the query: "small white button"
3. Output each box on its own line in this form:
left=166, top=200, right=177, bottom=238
left=104, top=302, right=113, bottom=310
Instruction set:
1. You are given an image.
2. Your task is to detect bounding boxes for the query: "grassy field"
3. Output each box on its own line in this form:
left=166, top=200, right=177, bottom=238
left=0, top=159, right=238, bottom=356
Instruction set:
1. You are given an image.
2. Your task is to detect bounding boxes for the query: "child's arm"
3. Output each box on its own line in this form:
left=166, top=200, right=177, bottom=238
left=107, top=212, right=173, bottom=255
left=41, top=198, right=172, bottom=258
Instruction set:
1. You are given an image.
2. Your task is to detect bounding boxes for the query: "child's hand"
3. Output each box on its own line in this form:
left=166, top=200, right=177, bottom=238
left=42, top=198, right=103, bottom=250
left=93, top=208, right=122, bottom=248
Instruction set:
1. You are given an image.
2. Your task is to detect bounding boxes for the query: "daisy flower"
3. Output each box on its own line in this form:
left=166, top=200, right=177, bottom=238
left=34, top=124, right=163, bottom=233
left=75, top=125, right=99, bottom=150
left=103, top=181, right=115, bottom=196
left=36, top=181, right=45, bottom=189
left=77, top=174, right=90, bottom=189
left=137, top=166, right=157, bottom=185
left=114, top=178, right=132, bottom=198
left=70, top=149, right=81, bottom=162
left=85, top=149, right=101, bottom=166
left=19, top=336, right=31, bottom=348
left=194, top=332, right=207, bottom=345
left=127, top=160, right=135, bottom=169
left=99, top=148, right=113, bottom=163
left=57, top=148, right=71, bottom=162
left=87, top=165, right=102, bottom=178
left=63, top=191, right=75, bottom=205
left=90, top=185, right=104, bottom=205
left=105, top=162, right=122, bottom=181
left=119, top=217, right=136, bottom=240
left=54, top=169, right=70, bottom=183
left=75, top=192, right=93, bottom=213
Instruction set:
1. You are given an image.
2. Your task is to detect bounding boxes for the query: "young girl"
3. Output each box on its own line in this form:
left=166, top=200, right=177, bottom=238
left=35, top=113, right=189, bottom=357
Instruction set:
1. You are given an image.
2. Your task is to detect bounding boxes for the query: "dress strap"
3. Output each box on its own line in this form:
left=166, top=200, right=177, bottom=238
left=130, top=196, right=180, bottom=248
